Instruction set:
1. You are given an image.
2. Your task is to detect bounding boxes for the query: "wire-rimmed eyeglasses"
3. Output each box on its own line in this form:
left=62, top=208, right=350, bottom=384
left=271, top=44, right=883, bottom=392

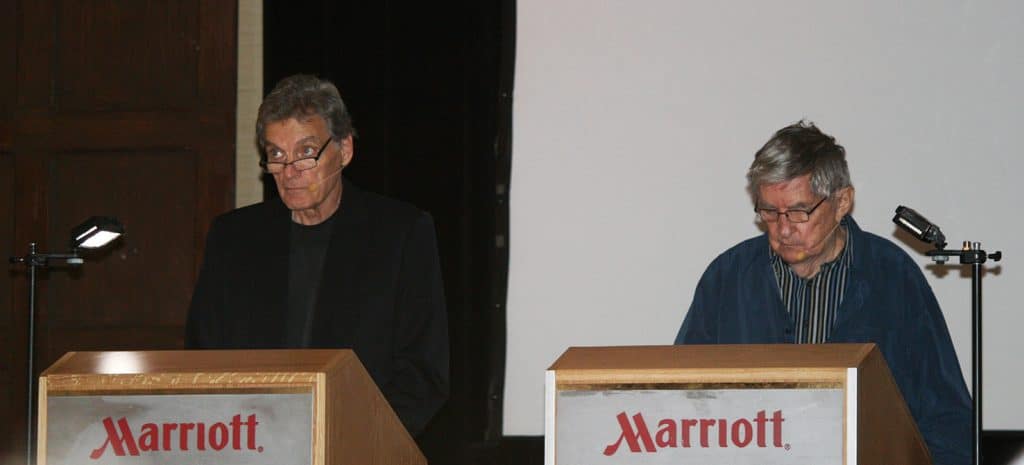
left=260, top=137, right=333, bottom=174
left=755, top=196, right=828, bottom=223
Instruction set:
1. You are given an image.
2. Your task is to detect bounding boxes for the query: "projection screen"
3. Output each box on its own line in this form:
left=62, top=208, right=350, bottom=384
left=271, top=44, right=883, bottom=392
left=507, top=0, right=1024, bottom=435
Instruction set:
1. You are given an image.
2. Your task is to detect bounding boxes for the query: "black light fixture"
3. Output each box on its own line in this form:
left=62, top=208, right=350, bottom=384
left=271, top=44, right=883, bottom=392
left=893, top=206, right=1000, bottom=465
left=893, top=205, right=947, bottom=250
left=9, top=216, right=124, bottom=465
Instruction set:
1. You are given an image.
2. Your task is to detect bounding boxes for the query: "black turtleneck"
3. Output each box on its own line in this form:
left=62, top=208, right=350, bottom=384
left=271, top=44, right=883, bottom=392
left=285, top=209, right=337, bottom=346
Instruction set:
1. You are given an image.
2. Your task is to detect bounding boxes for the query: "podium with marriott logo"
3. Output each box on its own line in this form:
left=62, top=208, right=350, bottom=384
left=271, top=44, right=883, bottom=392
left=546, top=343, right=931, bottom=465
left=36, top=349, right=425, bottom=465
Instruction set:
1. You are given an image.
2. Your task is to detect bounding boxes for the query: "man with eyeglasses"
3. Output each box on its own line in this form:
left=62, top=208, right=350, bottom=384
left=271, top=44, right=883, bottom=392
left=186, top=74, right=448, bottom=437
left=674, top=121, right=970, bottom=464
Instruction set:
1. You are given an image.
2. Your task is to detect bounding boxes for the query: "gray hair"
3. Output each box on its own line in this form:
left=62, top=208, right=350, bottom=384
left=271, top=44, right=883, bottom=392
left=256, top=74, right=355, bottom=151
left=746, top=120, right=852, bottom=204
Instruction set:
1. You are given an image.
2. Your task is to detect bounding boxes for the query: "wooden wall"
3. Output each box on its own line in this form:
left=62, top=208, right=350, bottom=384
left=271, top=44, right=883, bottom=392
left=0, top=0, right=237, bottom=458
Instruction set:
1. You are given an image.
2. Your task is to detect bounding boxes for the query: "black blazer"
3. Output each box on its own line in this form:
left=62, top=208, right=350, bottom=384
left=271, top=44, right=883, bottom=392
left=185, top=180, right=449, bottom=436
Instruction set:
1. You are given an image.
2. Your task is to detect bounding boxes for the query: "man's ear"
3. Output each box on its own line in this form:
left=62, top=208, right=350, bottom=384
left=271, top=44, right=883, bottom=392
left=339, top=135, right=354, bottom=168
left=834, top=186, right=855, bottom=220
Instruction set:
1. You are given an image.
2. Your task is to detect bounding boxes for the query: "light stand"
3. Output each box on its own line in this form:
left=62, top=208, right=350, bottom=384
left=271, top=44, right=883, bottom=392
left=8, top=216, right=123, bottom=465
left=894, top=206, right=1001, bottom=465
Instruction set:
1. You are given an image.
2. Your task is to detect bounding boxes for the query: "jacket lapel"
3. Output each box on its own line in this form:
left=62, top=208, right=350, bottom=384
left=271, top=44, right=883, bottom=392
left=831, top=215, right=868, bottom=336
left=753, top=243, right=793, bottom=342
left=245, top=198, right=291, bottom=347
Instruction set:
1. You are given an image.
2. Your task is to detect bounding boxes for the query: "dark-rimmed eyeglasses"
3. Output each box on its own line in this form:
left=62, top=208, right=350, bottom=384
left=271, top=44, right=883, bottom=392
left=260, top=137, right=333, bottom=174
left=755, top=196, right=827, bottom=223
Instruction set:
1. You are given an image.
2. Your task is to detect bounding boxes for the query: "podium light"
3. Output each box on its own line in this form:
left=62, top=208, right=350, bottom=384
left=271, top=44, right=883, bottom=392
left=893, top=205, right=946, bottom=249
left=9, top=216, right=124, bottom=465
left=71, top=216, right=124, bottom=250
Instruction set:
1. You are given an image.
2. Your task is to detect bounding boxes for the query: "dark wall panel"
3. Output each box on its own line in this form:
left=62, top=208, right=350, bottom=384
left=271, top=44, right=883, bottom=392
left=45, top=151, right=197, bottom=329
left=197, top=1, right=237, bottom=111
left=1, top=0, right=17, bottom=452
left=0, top=0, right=14, bottom=120
left=16, top=0, right=54, bottom=110
left=55, top=0, right=200, bottom=111
left=0, top=154, right=12, bottom=330
left=0, top=153, right=14, bottom=453
left=44, top=327, right=185, bottom=364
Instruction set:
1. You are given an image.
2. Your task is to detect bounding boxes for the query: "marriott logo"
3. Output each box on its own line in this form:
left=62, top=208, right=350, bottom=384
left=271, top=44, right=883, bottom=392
left=603, top=410, right=785, bottom=455
left=89, top=414, right=262, bottom=459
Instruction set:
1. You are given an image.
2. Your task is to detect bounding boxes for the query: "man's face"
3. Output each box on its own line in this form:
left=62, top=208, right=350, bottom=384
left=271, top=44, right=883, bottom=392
left=264, top=116, right=352, bottom=212
left=757, top=174, right=851, bottom=267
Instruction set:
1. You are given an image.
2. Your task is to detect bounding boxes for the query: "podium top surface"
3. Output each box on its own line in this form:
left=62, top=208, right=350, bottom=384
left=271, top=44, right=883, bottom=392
left=41, top=349, right=355, bottom=376
left=549, top=343, right=876, bottom=371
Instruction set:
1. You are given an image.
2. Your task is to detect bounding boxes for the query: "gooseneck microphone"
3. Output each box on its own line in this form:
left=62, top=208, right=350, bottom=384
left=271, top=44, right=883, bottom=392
left=893, top=205, right=947, bottom=249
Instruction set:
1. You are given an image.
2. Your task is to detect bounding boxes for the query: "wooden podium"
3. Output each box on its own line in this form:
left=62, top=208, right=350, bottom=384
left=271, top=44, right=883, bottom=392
left=546, top=343, right=930, bottom=465
left=37, top=349, right=425, bottom=465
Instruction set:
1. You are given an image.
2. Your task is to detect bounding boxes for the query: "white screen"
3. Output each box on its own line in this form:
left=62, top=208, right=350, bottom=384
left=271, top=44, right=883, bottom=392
left=508, top=0, right=1024, bottom=434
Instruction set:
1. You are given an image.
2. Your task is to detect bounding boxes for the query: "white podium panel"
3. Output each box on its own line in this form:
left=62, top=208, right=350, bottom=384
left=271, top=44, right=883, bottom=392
left=38, top=350, right=426, bottom=465
left=45, top=392, right=313, bottom=465
left=554, top=388, right=844, bottom=465
left=546, top=345, right=931, bottom=465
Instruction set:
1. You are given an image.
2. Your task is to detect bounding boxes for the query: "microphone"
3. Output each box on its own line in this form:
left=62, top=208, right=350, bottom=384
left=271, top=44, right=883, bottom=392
left=306, top=164, right=346, bottom=193
left=792, top=219, right=843, bottom=262
left=893, top=205, right=947, bottom=249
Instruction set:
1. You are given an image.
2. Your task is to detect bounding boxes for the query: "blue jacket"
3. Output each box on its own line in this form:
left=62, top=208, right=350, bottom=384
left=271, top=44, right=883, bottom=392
left=675, top=216, right=971, bottom=465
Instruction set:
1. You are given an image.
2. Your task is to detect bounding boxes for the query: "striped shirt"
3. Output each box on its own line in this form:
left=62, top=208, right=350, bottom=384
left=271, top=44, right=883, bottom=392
left=770, top=224, right=852, bottom=344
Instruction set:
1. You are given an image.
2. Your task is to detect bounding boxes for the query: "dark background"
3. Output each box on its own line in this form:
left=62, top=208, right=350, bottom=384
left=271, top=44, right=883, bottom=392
left=262, top=0, right=528, bottom=464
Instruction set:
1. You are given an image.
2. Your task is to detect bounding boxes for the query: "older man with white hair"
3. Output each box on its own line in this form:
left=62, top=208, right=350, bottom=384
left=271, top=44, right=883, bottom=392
left=675, top=121, right=971, bottom=464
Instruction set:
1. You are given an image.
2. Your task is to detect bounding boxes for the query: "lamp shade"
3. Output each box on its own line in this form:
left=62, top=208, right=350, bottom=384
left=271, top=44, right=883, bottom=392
left=70, top=216, right=124, bottom=250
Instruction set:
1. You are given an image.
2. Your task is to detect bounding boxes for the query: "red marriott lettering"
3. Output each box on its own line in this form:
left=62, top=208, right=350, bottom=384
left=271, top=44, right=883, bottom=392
left=603, top=410, right=784, bottom=455
left=89, top=414, right=260, bottom=459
